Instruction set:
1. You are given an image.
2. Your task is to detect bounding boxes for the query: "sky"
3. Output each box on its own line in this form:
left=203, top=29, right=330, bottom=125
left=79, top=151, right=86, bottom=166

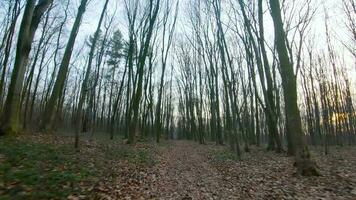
left=0, top=0, right=354, bottom=96
left=75, top=0, right=355, bottom=93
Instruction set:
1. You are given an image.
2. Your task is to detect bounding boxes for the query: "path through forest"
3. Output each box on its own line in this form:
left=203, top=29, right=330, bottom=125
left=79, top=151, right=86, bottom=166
left=100, top=140, right=356, bottom=200
left=152, top=141, right=238, bottom=199
left=1, top=135, right=356, bottom=199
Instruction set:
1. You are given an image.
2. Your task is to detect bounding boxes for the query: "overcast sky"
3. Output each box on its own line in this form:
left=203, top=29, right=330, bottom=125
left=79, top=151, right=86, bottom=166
left=74, top=0, right=355, bottom=92
left=1, top=0, right=354, bottom=94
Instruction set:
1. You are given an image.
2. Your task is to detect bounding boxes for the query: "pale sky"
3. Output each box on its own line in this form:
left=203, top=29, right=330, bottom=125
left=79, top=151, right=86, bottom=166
left=63, top=0, right=356, bottom=99
left=1, top=0, right=355, bottom=95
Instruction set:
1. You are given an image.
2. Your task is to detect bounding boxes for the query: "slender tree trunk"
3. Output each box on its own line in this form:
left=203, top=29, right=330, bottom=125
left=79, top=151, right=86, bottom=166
left=0, top=0, right=53, bottom=135
left=41, top=0, right=88, bottom=132
left=75, top=0, right=109, bottom=149
left=269, top=0, right=319, bottom=176
left=128, top=0, right=160, bottom=144
left=0, top=0, right=21, bottom=110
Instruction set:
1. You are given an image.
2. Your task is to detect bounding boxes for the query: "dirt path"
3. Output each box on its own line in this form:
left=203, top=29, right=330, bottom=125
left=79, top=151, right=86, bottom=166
left=93, top=140, right=356, bottom=200
left=149, top=141, right=239, bottom=199
left=3, top=135, right=356, bottom=199
left=136, top=141, right=356, bottom=200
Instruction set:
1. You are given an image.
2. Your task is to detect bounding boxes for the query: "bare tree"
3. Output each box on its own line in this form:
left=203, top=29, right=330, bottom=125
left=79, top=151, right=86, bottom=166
left=0, top=0, right=53, bottom=135
left=41, top=0, right=89, bottom=132
left=269, top=0, right=319, bottom=176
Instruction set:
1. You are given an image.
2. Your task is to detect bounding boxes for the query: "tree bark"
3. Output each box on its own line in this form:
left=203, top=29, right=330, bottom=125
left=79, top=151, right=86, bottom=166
left=0, top=0, right=53, bottom=135
left=74, top=0, right=109, bottom=148
left=269, top=0, right=320, bottom=176
left=41, top=0, right=88, bottom=132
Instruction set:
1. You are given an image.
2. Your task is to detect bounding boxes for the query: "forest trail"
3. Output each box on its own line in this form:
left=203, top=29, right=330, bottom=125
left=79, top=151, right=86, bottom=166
left=108, top=140, right=356, bottom=200
left=2, top=135, right=356, bottom=199
left=152, top=141, right=238, bottom=199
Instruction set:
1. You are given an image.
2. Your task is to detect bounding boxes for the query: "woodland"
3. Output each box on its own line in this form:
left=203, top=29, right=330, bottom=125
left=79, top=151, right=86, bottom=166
left=0, top=0, right=355, bottom=199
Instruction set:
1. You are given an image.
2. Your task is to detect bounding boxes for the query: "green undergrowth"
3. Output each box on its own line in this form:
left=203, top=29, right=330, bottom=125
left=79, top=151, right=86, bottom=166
left=210, top=148, right=240, bottom=163
left=0, top=135, right=153, bottom=199
left=106, top=144, right=155, bottom=166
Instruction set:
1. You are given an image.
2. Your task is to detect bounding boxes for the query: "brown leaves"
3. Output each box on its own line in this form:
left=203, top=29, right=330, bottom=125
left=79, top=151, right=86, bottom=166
left=209, top=146, right=356, bottom=199
left=2, top=135, right=356, bottom=199
left=116, top=141, right=356, bottom=200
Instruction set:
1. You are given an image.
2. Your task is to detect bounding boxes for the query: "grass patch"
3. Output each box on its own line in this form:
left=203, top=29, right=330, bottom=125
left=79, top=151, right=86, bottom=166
left=211, top=148, right=240, bottom=162
left=0, top=137, right=94, bottom=200
left=0, top=135, right=155, bottom=199
left=104, top=144, right=155, bottom=166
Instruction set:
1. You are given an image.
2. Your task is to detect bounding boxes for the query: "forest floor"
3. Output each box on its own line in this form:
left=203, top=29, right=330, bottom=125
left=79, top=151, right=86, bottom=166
left=1, top=134, right=356, bottom=199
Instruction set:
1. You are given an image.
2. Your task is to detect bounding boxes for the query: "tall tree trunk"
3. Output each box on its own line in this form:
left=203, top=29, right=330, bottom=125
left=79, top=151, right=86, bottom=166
left=0, top=0, right=21, bottom=110
left=0, top=0, right=53, bottom=135
left=74, top=0, right=109, bottom=149
left=128, top=0, right=160, bottom=144
left=269, top=0, right=319, bottom=176
left=155, top=2, right=177, bottom=143
left=23, top=5, right=53, bottom=129
left=41, top=0, right=88, bottom=132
